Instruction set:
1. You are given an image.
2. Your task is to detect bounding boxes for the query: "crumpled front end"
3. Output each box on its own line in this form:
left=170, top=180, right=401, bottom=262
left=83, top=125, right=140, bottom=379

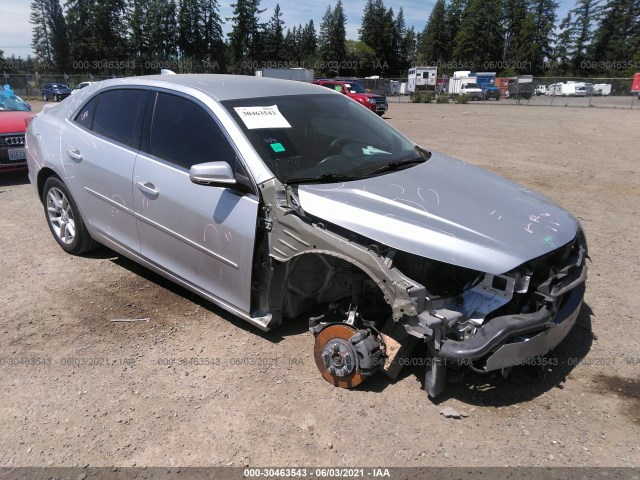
left=407, top=229, right=588, bottom=397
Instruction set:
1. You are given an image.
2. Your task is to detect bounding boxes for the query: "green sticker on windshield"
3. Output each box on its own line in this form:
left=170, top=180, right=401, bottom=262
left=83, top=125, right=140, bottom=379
left=270, top=142, right=286, bottom=153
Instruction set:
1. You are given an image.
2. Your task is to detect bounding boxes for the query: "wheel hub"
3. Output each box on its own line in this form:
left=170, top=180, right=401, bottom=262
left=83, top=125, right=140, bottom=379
left=313, top=323, right=366, bottom=389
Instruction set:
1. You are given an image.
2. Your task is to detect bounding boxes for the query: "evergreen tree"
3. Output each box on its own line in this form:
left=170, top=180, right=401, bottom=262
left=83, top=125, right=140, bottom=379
left=418, top=0, right=448, bottom=66
left=228, top=0, right=266, bottom=72
left=513, top=11, right=537, bottom=71
left=394, top=8, right=409, bottom=74
left=201, top=0, right=226, bottom=71
left=529, top=0, right=558, bottom=74
left=65, top=0, right=95, bottom=65
left=445, top=0, right=467, bottom=60
left=30, top=0, right=52, bottom=64
left=45, top=0, right=70, bottom=71
left=300, top=20, right=317, bottom=60
left=319, top=1, right=347, bottom=73
left=502, top=0, right=529, bottom=65
left=265, top=4, right=285, bottom=61
left=590, top=0, right=639, bottom=74
left=552, top=12, right=573, bottom=75
left=404, top=26, right=420, bottom=68
left=453, top=0, right=504, bottom=69
left=569, top=0, right=602, bottom=73
left=92, top=0, right=128, bottom=61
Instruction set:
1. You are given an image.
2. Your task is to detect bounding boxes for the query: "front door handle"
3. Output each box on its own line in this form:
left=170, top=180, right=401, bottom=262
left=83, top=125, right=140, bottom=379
left=136, top=181, right=159, bottom=197
left=67, top=148, right=82, bottom=161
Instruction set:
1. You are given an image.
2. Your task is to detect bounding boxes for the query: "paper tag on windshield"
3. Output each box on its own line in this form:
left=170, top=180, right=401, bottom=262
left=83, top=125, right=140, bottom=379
left=234, top=105, right=291, bottom=130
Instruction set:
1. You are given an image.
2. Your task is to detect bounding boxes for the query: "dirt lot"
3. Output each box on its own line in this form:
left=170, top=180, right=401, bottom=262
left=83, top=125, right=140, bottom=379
left=1, top=100, right=638, bottom=468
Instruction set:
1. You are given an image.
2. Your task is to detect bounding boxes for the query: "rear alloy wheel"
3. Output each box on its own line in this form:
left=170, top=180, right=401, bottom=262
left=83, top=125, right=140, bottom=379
left=43, top=177, right=97, bottom=255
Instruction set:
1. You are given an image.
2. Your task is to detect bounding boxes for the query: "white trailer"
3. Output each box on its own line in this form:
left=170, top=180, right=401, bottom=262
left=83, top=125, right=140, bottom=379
left=255, top=68, right=314, bottom=82
left=593, top=83, right=612, bottom=96
left=560, top=81, right=588, bottom=96
left=407, top=66, right=437, bottom=93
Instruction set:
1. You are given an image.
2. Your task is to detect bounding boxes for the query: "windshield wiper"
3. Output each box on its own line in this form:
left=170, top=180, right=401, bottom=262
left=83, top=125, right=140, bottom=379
left=363, top=156, right=426, bottom=178
left=285, top=173, right=359, bottom=185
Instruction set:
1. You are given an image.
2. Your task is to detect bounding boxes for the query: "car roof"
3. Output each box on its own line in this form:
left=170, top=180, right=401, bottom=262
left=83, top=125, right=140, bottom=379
left=95, top=74, right=332, bottom=102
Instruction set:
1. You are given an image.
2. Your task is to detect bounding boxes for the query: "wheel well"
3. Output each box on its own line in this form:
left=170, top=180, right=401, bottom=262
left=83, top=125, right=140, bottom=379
left=275, top=252, right=392, bottom=325
left=37, top=168, right=58, bottom=201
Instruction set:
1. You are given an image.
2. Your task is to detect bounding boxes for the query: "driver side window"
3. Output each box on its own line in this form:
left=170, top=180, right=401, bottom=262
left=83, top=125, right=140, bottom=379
left=150, top=93, right=236, bottom=171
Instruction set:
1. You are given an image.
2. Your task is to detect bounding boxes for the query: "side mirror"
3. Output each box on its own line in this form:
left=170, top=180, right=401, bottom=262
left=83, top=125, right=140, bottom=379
left=189, top=161, right=236, bottom=186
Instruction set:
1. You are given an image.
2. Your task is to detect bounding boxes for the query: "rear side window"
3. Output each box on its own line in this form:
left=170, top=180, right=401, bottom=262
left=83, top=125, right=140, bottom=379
left=74, top=96, right=98, bottom=130
left=150, top=92, right=236, bottom=170
left=92, top=89, right=149, bottom=148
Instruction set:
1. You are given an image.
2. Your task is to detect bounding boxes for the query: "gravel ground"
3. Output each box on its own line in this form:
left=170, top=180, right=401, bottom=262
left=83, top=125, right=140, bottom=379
left=0, top=100, right=638, bottom=468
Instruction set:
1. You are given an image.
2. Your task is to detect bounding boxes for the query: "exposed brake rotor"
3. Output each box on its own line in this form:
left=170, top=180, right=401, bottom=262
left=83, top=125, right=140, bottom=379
left=313, top=323, right=366, bottom=389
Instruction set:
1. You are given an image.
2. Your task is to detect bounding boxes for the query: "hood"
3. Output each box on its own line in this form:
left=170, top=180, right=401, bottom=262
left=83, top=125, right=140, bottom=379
left=0, top=111, right=33, bottom=133
left=297, top=152, right=579, bottom=274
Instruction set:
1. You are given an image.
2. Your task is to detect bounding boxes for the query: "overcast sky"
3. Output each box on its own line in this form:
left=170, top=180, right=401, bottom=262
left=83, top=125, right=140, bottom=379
left=0, top=0, right=573, bottom=59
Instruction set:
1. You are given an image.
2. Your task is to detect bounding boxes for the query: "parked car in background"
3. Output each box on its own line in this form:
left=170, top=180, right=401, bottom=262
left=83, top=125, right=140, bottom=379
left=0, top=85, right=34, bottom=172
left=631, top=73, right=640, bottom=98
left=71, top=81, right=94, bottom=94
left=312, top=79, right=388, bottom=115
left=26, top=75, right=587, bottom=398
left=42, top=83, right=72, bottom=102
left=535, top=85, right=548, bottom=96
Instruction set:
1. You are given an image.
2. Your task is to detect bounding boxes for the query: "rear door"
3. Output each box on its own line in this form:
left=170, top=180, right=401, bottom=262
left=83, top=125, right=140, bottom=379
left=63, top=88, right=149, bottom=250
left=133, top=91, right=259, bottom=313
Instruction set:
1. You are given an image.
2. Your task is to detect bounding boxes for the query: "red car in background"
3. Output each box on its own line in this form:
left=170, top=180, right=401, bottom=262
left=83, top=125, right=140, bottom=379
left=312, top=79, right=388, bottom=115
left=0, top=86, right=33, bottom=172
left=632, top=73, right=640, bottom=98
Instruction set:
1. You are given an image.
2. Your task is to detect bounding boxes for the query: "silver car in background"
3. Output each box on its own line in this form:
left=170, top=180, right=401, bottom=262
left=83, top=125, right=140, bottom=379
left=26, top=75, right=588, bottom=397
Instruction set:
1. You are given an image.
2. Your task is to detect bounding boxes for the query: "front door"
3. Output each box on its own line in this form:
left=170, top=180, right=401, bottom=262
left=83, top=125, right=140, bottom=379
left=133, top=92, right=259, bottom=314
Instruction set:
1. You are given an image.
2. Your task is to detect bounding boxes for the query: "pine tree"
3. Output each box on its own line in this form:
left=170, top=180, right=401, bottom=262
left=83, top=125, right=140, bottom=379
left=228, top=0, right=266, bottom=72
left=590, top=0, right=638, bottom=74
left=529, top=0, right=558, bottom=74
left=445, top=0, right=468, bottom=60
left=201, top=0, right=226, bottom=71
left=394, top=8, right=409, bottom=74
left=45, top=0, right=70, bottom=71
left=30, top=0, right=52, bottom=64
left=502, top=0, right=529, bottom=65
left=300, top=20, right=317, bottom=60
left=404, top=27, right=420, bottom=68
left=552, top=12, right=573, bottom=75
left=418, top=0, right=448, bottom=66
left=319, top=1, right=347, bottom=72
left=265, top=4, right=285, bottom=61
left=453, top=0, right=504, bottom=69
left=65, top=0, right=95, bottom=65
left=569, top=0, right=602, bottom=73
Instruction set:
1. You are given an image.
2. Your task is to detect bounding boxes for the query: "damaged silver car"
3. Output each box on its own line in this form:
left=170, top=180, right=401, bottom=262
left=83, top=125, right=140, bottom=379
left=26, top=75, right=588, bottom=397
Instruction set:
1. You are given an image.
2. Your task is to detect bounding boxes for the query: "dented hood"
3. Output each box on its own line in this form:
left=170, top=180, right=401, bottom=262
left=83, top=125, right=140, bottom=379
left=297, top=152, right=579, bottom=274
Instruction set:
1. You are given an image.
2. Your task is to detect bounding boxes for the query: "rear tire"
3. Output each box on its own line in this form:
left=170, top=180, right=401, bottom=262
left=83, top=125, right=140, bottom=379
left=42, top=176, right=98, bottom=255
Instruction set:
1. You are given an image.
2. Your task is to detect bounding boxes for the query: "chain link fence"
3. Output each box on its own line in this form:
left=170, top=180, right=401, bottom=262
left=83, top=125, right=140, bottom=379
left=358, top=76, right=639, bottom=108
left=4, top=72, right=639, bottom=108
left=2, top=73, right=115, bottom=98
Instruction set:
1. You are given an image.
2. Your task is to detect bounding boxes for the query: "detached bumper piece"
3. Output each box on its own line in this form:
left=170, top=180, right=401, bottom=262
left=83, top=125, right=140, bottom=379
left=427, top=236, right=587, bottom=397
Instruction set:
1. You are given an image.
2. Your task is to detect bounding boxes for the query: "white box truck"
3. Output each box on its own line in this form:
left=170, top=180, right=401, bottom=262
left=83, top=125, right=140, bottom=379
left=447, top=71, right=484, bottom=100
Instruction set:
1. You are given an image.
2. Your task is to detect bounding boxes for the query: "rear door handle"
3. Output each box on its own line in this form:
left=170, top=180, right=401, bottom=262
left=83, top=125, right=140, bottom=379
left=136, top=181, right=159, bottom=197
left=67, top=148, right=82, bottom=161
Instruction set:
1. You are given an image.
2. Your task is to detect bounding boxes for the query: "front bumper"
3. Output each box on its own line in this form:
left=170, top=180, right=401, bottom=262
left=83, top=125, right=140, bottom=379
left=438, top=238, right=587, bottom=371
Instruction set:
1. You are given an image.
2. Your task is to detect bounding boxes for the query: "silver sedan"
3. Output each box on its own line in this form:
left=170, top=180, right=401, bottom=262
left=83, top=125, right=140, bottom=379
left=26, top=74, right=588, bottom=397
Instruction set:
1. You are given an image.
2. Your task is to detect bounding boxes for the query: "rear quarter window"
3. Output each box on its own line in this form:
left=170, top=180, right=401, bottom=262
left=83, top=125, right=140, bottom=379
left=74, top=96, right=98, bottom=130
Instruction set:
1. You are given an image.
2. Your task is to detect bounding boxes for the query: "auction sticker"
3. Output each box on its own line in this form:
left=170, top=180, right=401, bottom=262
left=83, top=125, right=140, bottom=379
left=234, top=105, right=291, bottom=130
